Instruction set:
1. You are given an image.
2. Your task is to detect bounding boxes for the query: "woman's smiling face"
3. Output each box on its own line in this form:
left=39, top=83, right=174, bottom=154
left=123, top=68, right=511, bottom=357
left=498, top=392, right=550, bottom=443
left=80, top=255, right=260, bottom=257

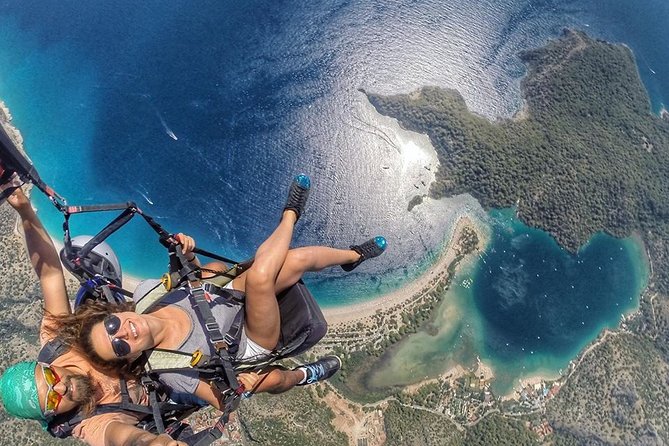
left=90, top=312, right=153, bottom=361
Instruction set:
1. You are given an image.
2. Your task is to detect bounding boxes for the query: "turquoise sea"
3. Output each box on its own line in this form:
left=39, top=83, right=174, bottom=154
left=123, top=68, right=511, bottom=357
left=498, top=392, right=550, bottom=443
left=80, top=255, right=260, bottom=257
left=0, top=0, right=662, bottom=385
left=370, top=210, right=648, bottom=393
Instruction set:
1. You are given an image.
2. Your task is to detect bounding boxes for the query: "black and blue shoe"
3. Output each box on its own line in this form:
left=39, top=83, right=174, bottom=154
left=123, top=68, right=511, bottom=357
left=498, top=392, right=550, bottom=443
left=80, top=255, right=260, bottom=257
left=284, top=174, right=311, bottom=221
left=341, top=236, right=387, bottom=272
left=296, top=355, right=342, bottom=386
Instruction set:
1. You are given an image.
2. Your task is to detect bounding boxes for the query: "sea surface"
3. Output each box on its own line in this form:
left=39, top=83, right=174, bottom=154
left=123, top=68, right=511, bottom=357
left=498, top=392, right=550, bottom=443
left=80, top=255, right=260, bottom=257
left=0, top=0, right=663, bottom=383
left=370, top=210, right=648, bottom=393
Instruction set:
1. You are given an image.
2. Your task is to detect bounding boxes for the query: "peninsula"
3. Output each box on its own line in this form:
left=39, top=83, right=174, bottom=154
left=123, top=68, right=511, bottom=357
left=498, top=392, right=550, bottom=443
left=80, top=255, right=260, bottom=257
left=358, top=29, right=669, bottom=445
left=366, top=29, right=669, bottom=294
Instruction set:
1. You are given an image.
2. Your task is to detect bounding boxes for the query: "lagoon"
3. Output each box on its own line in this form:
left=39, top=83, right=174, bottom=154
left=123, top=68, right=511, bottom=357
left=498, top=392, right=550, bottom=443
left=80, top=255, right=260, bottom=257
left=369, top=209, right=648, bottom=394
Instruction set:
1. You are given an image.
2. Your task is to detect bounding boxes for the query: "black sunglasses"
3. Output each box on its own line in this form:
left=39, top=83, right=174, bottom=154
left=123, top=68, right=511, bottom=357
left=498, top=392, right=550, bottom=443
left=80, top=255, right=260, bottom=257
left=103, top=315, right=131, bottom=358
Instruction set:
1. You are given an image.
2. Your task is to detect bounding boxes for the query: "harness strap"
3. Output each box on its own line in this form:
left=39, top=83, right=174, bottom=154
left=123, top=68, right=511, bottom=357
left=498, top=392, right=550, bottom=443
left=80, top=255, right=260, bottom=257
left=186, top=284, right=243, bottom=394
left=213, top=348, right=240, bottom=394
left=224, top=307, right=244, bottom=357
left=37, top=338, right=70, bottom=364
left=135, top=280, right=169, bottom=315
left=71, top=207, right=136, bottom=260
left=144, top=350, right=238, bottom=385
left=47, top=404, right=126, bottom=438
left=48, top=378, right=193, bottom=439
left=117, top=379, right=160, bottom=415
left=203, top=260, right=254, bottom=288
left=145, top=349, right=194, bottom=373
left=0, top=121, right=66, bottom=208
left=202, top=283, right=245, bottom=304
left=190, top=385, right=244, bottom=446
left=142, top=375, right=165, bottom=433
left=120, top=378, right=131, bottom=405
left=190, top=286, right=227, bottom=349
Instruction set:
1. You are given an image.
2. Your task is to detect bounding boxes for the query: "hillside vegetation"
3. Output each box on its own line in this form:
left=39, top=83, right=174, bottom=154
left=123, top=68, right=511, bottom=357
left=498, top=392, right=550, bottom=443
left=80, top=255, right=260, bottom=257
left=367, top=29, right=669, bottom=293
left=367, top=29, right=669, bottom=444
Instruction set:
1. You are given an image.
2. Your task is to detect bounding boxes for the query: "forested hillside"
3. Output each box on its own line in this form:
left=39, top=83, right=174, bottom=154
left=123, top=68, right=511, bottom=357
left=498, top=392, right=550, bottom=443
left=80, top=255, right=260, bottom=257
left=367, top=29, right=669, bottom=294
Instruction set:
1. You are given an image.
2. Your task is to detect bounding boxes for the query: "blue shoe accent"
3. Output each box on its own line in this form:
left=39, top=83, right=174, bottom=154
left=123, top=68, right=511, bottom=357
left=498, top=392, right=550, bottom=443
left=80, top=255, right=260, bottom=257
left=294, top=173, right=311, bottom=190
left=341, top=236, right=387, bottom=272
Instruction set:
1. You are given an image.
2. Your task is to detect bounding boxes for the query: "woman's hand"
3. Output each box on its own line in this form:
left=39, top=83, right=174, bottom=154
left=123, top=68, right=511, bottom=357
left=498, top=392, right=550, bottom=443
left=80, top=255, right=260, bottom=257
left=174, top=233, right=196, bottom=257
left=238, top=371, right=261, bottom=393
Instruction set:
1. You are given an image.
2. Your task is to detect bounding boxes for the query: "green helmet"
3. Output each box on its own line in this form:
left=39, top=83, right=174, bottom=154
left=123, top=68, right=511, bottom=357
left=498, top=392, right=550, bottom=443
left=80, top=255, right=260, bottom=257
left=0, top=361, right=45, bottom=420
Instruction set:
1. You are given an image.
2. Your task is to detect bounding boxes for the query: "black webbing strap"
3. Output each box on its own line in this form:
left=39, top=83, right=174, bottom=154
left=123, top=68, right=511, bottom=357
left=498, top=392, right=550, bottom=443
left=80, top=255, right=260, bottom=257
left=48, top=404, right=125, bottom=438
left=187, top=282, right=243, bottom=391
left=190, top=246, right=239, bottom=269
left=0, top=122, right=66, bottom=209
left=117, top=379, right=156, bottom=415
left=190, top=286, right=227, bottom=348
left=224, top=308, right=244, bottom=357
left=120, top=378, right=131, bottom=405
left=142, top=375, right=165, bottom=433
left=202, top=283, right=246, bottom=304
left=216, top=345, right=241, bottom=396
left=191, top=390, right=243, bottom=446
left=37, top=338, right=70, bottom=364
left=48, top=377, right=194, bottom=439
left=183, top=282, right=240, bottom=401
left=64, top=202, right=133, bottom=215
left=73, top=207, right=136, bottom=260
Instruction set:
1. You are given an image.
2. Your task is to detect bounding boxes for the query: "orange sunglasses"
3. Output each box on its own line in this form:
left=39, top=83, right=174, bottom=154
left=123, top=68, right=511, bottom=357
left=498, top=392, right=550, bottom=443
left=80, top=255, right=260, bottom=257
left=40, top=364, right=63, bottom=416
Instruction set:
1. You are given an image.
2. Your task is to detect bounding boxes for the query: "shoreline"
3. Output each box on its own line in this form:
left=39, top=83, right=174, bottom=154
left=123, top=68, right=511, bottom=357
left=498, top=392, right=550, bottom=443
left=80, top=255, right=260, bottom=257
left=4, top=99, right=649, bottom=412
left=322, top=213, right=477, bottom=326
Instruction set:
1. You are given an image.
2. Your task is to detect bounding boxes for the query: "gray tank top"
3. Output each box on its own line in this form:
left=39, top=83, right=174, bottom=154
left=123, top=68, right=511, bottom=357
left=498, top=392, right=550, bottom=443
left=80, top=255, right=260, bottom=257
left=134, top=287, right=247, bottom=395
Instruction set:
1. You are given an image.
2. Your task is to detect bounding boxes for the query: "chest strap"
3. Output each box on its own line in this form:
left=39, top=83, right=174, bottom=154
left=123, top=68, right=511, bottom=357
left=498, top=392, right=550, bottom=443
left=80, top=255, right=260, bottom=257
left=38, top=338, right=70, bottom=364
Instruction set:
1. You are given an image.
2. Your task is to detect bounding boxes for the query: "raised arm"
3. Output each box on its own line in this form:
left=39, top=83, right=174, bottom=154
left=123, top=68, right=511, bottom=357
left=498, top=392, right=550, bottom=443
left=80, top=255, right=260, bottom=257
left=7, top=188, right=70, bottom=316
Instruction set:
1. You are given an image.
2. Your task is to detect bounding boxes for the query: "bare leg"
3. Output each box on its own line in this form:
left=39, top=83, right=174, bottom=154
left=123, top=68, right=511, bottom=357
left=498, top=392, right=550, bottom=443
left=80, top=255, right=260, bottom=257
left=233, top=245, right=360, bottom=296
left=247, top=367, right=305, bottom=395
left=239, top=355, right=342, bottom=395
left=239, top=211, right=297, bottom=350
left=273, top=246, right=359, bottom=293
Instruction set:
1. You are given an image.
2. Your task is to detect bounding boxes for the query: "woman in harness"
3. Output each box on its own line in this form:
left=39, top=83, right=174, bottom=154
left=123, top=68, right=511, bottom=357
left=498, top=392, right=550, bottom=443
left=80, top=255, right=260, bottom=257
left=55, top=175, right=387, bottom=409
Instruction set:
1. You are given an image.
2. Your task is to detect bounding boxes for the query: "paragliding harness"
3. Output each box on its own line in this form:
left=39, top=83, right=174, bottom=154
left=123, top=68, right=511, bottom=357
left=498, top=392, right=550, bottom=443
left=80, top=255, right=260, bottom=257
left=54, top=206, right=327, bottom=444
left=1, top=124, right=328, bottom=444
left=134, top=252, right=327, bottom=444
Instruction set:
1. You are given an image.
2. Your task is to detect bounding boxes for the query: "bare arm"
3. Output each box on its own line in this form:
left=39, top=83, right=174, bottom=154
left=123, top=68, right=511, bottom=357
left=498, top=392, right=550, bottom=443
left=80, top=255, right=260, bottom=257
left=173, top=233, right=200, bottom=267
left=192, top=367, right=303, bottom=410
left=7, top=188, right=70, bottom=316
left=104, top=422, right=186, bottom=446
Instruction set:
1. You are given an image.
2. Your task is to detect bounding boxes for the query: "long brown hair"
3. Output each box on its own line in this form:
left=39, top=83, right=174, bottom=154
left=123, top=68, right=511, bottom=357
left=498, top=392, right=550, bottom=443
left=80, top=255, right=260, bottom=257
left=46, top=300, right=141, bottom=375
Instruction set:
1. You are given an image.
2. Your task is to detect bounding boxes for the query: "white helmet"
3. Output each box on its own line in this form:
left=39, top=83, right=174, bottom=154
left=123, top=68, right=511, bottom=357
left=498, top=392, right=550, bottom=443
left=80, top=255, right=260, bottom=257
left=62, top=235, right=123, bottom=287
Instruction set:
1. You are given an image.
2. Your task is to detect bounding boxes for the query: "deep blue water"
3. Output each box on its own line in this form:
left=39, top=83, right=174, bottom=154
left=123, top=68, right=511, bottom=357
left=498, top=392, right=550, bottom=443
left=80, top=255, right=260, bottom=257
left=473, top=210, right=647, bottom=390
left=0, top=1, right=662, bottom=375
left=369, top=209, right=647, bottom=392
left=475, top=210, right=644, bottom=359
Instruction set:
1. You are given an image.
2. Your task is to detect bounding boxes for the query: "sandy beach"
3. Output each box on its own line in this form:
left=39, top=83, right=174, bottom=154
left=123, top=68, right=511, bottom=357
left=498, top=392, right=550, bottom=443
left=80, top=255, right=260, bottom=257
left=21, top=202, right=469, bottom=313
left=322, top=215, right=476, bottom=326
